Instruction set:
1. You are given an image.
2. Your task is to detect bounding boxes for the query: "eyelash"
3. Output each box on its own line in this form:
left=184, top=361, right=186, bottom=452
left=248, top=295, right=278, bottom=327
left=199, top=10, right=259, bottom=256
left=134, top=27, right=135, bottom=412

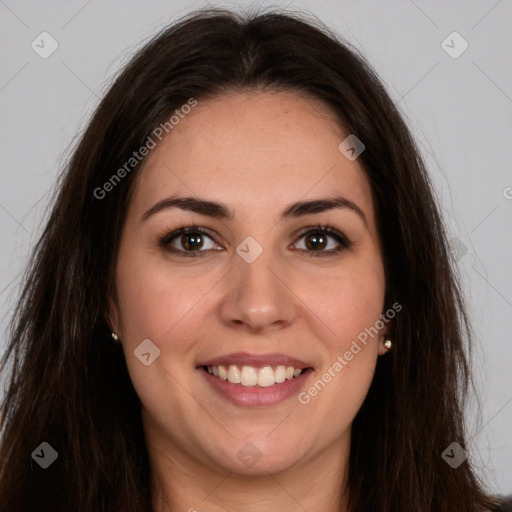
left=158, top=223, right=352, bottom=258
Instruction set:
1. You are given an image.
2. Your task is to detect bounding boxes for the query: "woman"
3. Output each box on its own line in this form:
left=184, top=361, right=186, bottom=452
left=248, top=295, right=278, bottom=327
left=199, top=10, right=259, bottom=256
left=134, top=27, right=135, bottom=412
left=0, top=7, right=509, bottom=512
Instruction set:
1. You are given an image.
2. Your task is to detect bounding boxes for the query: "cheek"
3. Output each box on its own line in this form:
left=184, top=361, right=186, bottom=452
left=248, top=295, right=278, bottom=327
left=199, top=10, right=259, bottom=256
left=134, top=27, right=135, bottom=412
left=298, top=267, right=384, bottom=429
left=113, top=253, right=207, bottom=417
left=114, top=244, right=208, bottom=345
left=306, top=256, right=386, bottom=345
left=306, top=256, right=384, bottom=409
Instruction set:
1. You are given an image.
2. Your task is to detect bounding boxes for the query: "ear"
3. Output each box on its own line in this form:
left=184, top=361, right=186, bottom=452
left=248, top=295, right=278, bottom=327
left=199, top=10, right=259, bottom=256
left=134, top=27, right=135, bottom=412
left=377, top=319, right=394, bottom=356
left=106, top=294, right=121, bottom=335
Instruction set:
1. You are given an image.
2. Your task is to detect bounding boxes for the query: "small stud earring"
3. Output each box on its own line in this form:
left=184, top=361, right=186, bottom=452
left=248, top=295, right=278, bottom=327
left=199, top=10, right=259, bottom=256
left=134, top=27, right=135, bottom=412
left=384, top=339, right=392, bottom=350
left=111, top=332, right=119, bottom=342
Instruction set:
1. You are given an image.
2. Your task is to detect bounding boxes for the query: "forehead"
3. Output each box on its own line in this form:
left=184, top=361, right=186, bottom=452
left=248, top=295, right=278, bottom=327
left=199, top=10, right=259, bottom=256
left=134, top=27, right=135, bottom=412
left=130, top=90, right=374, bottom=222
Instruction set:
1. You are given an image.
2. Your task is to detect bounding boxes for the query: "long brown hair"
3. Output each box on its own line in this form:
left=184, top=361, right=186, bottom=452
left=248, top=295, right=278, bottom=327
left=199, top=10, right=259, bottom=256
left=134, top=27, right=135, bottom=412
left=0, top=7, right=502, bottom=511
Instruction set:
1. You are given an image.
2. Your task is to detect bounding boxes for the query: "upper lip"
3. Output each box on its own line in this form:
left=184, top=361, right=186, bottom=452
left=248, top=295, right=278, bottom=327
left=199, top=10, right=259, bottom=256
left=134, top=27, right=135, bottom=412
left=198, top=352, right=312, bottom=369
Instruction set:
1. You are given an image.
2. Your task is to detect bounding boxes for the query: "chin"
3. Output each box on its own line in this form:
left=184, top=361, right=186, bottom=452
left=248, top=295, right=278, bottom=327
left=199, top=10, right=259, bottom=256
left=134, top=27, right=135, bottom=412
left=204, top=433, right=309, bottom=476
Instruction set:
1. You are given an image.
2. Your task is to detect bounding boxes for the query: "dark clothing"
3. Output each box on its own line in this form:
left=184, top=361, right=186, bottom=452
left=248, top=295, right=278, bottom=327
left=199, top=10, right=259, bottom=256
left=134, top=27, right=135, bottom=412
left=495, top=496, right=512, bottom=511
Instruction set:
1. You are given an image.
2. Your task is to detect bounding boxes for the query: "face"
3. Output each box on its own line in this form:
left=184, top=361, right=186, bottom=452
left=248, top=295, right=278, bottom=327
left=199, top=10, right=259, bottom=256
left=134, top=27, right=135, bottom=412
left=109, top=90, right=389, bottom=477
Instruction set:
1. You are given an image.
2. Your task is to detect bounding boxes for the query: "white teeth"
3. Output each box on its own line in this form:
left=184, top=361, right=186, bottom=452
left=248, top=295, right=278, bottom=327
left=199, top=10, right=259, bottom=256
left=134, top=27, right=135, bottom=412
left=218, top=365, right=228, bottom=380
left=228, top=364, right=241, bottom=383
left=275, top=365, right=286, bottom=383
left=241, top=366, right=258, bottom=386
left=257, top=366, right=276, bottom=387
left=206, top=364, right=305, bottom=387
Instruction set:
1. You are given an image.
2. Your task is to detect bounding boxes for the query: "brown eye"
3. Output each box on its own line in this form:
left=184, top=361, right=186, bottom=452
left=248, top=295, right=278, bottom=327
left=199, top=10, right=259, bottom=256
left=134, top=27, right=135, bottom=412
left=180, top=232, right=205, bottom=250
left=159, top=226, right=222, bottom=256
left=292, top=225, right=352, bottom=257
left=304, top=232, right=328, bottom=251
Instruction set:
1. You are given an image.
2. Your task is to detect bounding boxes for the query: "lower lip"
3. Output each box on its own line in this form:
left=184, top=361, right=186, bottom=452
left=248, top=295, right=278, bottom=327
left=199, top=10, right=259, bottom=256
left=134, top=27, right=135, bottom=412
left=199, top=367, right=313, bottom=407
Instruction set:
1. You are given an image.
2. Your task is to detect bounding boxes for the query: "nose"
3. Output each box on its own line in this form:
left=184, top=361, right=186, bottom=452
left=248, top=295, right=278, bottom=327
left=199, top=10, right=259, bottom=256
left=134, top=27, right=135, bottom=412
left=218, top=247, right=298, bottom=333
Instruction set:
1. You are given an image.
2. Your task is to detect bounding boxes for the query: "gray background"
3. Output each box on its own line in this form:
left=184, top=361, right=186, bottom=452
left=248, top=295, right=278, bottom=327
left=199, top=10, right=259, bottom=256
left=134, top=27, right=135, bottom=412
left=0, top=0, right=511, bottom=495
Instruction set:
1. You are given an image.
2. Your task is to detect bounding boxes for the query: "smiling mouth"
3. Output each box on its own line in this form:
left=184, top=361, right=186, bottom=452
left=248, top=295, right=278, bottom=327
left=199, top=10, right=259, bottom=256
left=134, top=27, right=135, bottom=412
left=202, top=364, right=311, bottom=387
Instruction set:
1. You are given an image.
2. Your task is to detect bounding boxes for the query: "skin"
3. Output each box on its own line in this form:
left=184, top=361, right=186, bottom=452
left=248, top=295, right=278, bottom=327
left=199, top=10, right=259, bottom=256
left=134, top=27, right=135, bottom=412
left=109, top=90, right=390, bottom=512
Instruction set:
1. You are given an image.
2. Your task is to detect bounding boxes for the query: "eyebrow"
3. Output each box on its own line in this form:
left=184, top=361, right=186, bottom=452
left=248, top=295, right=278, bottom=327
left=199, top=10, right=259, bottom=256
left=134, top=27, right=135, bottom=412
left=141, top=195, right=367, bottom=225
